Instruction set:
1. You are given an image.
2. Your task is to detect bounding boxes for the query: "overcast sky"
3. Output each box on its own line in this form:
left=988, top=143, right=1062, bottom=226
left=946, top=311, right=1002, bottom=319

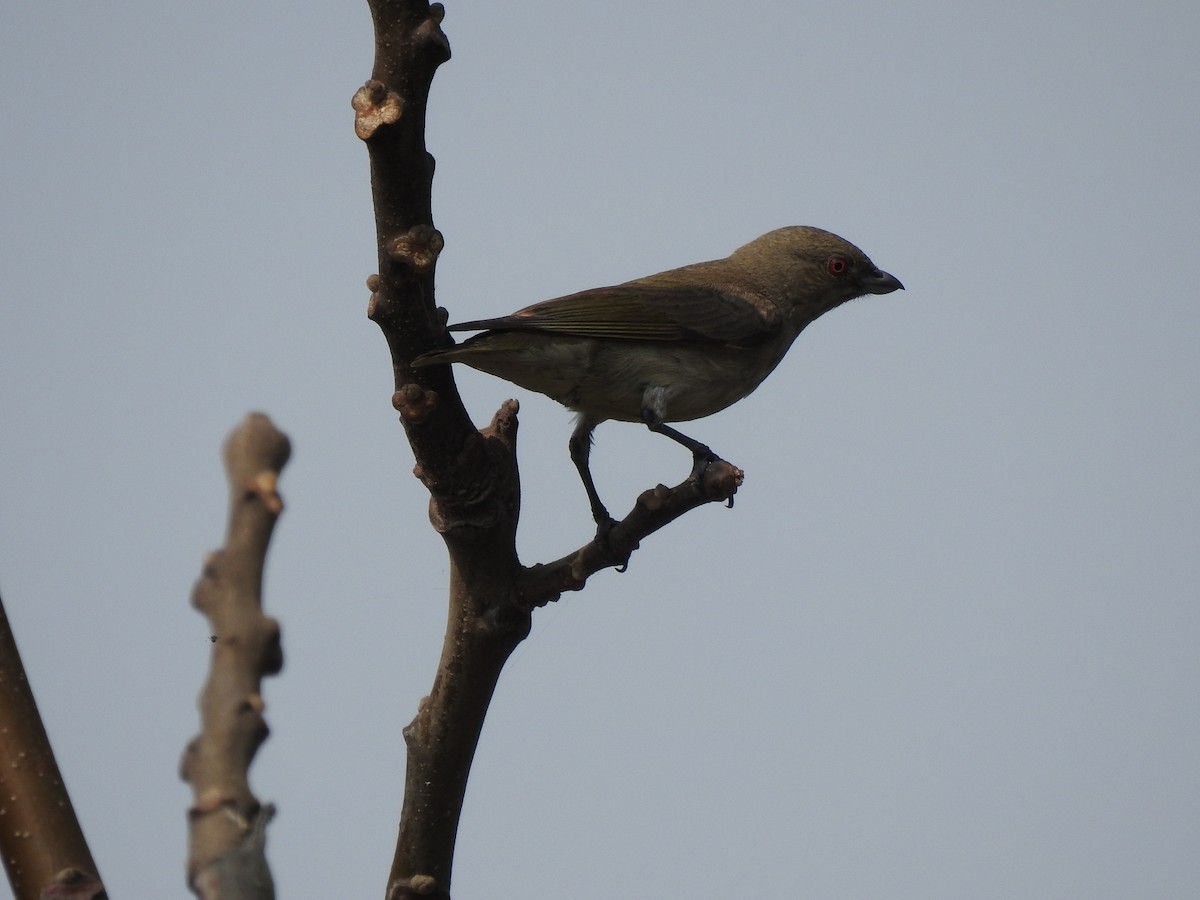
left=2, top=2, right=1198, bottom=898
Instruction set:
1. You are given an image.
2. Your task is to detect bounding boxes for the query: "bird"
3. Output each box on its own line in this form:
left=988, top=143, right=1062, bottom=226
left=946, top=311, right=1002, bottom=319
left=412, top=225, right=903, bottom=537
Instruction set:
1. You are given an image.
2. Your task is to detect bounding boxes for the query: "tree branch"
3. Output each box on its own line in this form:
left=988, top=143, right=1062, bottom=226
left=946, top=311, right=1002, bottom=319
left=359, top=4, right=746, bottom=897
left=181, top=413, right=289, bottom=900
left=0, top=594, right=105, bottom=900
left=518, top=460, right=743, bottom=606
left=357, top=5, right=527, bottom=898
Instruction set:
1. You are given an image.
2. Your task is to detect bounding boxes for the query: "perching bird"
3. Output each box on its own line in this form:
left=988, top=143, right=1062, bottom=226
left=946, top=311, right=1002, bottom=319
left=413, top=226, right=902, bottom=535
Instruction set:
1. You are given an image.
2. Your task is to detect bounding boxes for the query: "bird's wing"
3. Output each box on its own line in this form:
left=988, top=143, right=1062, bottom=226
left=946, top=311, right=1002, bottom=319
left=449, top=282, right=780, bottom=346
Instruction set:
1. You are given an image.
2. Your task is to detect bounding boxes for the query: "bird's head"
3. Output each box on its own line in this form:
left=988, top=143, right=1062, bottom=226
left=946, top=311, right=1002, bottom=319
left=730, top=225, right=903, bottom=326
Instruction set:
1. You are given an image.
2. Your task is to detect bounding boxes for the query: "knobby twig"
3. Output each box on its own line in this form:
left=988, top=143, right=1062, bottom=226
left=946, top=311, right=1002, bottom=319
left=518, top=461, right=743, bottom=605
left=181, top=413, right=289, bottom=900
left=0, top=594, right=105, bottom=900
left=358, top=3, right=742, bottom=897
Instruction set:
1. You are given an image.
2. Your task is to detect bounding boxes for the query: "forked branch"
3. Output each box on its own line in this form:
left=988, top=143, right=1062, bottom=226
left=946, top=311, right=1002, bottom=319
left=359, top=3, right=743, bottom=898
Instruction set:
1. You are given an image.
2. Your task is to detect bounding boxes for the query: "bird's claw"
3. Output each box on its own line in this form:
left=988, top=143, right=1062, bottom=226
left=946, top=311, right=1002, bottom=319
left=689, top=449, right=722, bottom=482
left=594, top=515, right=630, bottom=573
left=689, top=452, right=737, bottom=509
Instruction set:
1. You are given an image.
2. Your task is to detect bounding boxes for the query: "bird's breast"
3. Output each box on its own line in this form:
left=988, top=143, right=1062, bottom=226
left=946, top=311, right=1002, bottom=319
left=573, top=339, right=790, bottom=423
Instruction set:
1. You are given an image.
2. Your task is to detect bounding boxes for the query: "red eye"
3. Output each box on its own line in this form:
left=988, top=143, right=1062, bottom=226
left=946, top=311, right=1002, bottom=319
left=827, top=257, right=849, bottom=276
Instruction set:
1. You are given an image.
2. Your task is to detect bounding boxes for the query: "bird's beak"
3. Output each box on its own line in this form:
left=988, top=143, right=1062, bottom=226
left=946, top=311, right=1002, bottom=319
left=863, top=268, right=904, bottom=294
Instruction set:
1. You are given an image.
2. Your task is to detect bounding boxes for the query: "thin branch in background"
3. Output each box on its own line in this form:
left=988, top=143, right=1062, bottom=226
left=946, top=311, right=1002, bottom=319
left=0, top=594, right=105, bottom=900
left=181, top=413, right=290, bottom=900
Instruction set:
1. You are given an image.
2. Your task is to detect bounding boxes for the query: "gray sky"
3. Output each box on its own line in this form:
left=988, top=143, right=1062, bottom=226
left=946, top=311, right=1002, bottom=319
left=2, top=2, right=1198, bottom=897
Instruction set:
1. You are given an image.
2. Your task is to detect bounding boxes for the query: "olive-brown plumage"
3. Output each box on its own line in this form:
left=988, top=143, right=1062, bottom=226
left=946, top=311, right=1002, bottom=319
left=413, top=226, right=902, bottom=532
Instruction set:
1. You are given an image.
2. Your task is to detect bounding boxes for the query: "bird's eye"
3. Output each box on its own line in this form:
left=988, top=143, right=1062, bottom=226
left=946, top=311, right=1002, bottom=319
left=827, top=257, right=849, bottom=276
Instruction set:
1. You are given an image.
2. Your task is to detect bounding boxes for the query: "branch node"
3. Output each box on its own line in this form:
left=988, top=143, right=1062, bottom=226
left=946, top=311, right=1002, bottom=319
left=388, top=872, right=444, bottom=899
left=260, top=617, right=284, bottom=674
left=481, top=398, right=519, bottom=450
left=365, top=274, right=390, bottom=322
left=42, top=867, right=105, bottom=900
left=388, top=224, right=444, bottom=274
left=352, top=79, right=404, bottom=140
left=410, top=873, right=438, bottom=894
left=367, top=286, right=389, bottom=321
left=700, top=459, right=744, bottom=503
left=246, top=470, right=283, bottom=514
left=189, top=787, right=235, bottom=817
left=415, top=464, right=434, bottom=494
left=414, top=5, right=452, bottom=63
left=394, top=383, right=439, bottom=424
left=636, top=483, right=673, bottom=512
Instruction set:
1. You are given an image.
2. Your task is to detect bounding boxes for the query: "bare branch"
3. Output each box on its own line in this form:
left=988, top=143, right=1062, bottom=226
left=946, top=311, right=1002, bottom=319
left=0, top=594, right=105, bottom=900
left=181, top=413, right=289, bottom=900
left=518, top=460, right=744, bottom=605
left=359, top=6, right=531, bottom=897
left=359, top=4, right=749, bottom=898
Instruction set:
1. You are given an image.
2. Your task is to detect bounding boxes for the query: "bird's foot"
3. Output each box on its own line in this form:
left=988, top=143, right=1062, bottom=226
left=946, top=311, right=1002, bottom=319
left=593, top=514, right=631, bottom=573
left=691, top=453, right=743, bottom=509
left=688, top=447, right=722, bottom=482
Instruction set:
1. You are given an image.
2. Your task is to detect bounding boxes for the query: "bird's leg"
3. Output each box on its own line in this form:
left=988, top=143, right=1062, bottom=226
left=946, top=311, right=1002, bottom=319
left=640, top=407, right=720, bottom=480
left=568, top=417, right=618, bottom=539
